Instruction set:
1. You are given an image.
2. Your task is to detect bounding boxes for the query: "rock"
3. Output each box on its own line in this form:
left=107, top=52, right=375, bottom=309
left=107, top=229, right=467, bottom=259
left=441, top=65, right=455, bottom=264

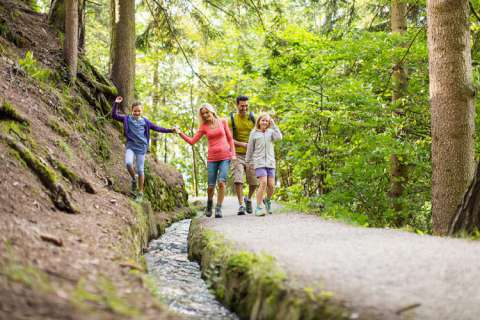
left=40, top=234, right=63, bottom=247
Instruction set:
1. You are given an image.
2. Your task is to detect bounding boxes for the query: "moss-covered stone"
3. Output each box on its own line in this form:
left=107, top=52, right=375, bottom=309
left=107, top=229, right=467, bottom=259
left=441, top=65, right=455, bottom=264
left=188, top=220, right=353, bottom=320
left=144, top=163, right=189, bottom=212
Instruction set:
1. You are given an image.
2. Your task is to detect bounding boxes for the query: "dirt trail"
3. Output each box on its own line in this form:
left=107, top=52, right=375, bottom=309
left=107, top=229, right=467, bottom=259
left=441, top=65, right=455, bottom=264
left=197, top=196, right=480, bottom=320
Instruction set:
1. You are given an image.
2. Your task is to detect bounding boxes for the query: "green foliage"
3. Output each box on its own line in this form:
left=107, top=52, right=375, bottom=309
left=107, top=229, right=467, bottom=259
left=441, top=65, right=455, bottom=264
left=83, top=0, right=450, bottom=233
left=18, top=51, right=52, bottom=83
left=1, top=261, right=54, bottom=293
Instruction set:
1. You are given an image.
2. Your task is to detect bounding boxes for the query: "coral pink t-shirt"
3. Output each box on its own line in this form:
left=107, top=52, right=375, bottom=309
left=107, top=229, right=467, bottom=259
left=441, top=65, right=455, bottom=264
left=179, top=119, right=236, bottom=162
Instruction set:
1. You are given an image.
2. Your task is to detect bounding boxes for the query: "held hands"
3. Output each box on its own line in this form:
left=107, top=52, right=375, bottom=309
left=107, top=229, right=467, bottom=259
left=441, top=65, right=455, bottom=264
left=172, top=126, right=181, bottom=134
left=115, top=96, right=123, bottom=103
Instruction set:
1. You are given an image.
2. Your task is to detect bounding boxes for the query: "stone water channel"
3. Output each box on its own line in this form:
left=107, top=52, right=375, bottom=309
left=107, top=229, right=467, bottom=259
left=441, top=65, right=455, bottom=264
left=146, top=219, right=238, bottom=320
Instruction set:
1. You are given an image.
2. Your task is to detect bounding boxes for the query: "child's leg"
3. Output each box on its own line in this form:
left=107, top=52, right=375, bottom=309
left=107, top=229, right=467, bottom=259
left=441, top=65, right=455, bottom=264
left=125, top=149, right=136, bottom=178
left=216, top=160, right=230, bottom=206
left=256, top=174, right=268, bottom=208
left=266, top=169, right=276, bottom=199
left=136, top=153, right=146, bottom=192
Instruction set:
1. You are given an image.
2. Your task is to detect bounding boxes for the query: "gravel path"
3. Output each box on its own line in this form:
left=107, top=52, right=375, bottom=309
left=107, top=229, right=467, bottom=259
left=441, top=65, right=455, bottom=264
left=196, top=197, right=480, bottom=320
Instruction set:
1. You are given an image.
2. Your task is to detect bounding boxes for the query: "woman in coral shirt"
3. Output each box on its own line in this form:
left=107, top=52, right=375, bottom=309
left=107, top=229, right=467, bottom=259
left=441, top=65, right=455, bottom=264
left=175, top=103, right=236, bottom=218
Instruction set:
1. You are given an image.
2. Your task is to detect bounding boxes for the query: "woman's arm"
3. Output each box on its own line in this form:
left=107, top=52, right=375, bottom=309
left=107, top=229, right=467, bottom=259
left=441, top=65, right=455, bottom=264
left=223, top=120, right=236, bottom=158
left=179, top=129, right=204, bottom=145
left=245, top=131, right=255, bottom=163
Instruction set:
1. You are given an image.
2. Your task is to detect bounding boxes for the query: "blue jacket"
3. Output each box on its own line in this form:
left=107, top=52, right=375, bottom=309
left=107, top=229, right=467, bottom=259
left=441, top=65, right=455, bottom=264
left=111, top=102, right=173, bottom=147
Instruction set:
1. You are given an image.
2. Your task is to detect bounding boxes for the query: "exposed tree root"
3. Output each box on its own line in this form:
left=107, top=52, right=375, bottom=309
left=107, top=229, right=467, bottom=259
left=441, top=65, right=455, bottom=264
left=0, top=133, right=78, bottom=213
left=0, top=101, right=29, bottom=125
left=48, top=155, right=96, bottom=194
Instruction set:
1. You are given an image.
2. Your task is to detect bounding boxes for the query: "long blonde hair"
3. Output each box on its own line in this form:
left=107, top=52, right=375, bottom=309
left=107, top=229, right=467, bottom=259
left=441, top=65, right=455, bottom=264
left=255, top=113, right=271, bottom=130
left=198, top=103, right=218, bottom=125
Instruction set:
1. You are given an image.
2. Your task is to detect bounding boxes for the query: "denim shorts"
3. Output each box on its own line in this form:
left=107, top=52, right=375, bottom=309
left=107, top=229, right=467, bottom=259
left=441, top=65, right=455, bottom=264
left=255, top=167, right=275, bottom=178
left=125, top=149, right=145, bottom=176
left=207, top=160, right=230, bottom=187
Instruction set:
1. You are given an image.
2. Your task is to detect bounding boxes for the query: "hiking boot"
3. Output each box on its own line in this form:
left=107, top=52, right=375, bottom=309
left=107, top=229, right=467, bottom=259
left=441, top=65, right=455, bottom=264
left=244, top=197, right=253, bottom=214
left=255, top=206, right=266, bottom=217
left=237, top=205, right=246, bottom=215
left=131, top=178, right=137, bottom=194
left=135, top=192, right=144, bottom=202
left=263, top=198, right=272, bottom=214
left=215, top=205, right=223, bottom=218
left=205, top=199, right=213, bottom=217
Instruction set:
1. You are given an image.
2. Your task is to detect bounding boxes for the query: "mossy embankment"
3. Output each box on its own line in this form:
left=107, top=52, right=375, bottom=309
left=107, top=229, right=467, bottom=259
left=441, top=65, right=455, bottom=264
left=0, top=0, right=193, bottom=318
left=188, top=219, right=353, bottom=320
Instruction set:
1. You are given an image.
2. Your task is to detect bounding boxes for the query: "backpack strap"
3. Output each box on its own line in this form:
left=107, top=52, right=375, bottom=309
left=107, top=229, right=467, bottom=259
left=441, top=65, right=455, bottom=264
left=249, top=112, right=255, bottom=124
left=230, top=112, right=237, bottom=139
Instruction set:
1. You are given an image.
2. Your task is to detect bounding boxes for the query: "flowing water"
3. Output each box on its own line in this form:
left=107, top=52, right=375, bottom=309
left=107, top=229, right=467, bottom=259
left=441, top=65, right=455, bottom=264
left=146, top=219, right=238, bottom=320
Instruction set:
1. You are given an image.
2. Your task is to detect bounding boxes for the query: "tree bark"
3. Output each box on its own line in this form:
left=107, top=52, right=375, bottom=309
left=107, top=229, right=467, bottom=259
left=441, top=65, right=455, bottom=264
left=428, top=0, right=475, bottom=235
left=110, top=0, right=135, bottom=112
left=64, top=0, right=78, bottom=82
left=388, top=0, right=408, bottom=213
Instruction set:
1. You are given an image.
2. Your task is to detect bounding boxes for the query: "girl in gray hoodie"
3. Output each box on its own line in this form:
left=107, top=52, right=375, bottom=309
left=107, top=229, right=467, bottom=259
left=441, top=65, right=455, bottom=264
left=246, top=113, right=283, bottom=216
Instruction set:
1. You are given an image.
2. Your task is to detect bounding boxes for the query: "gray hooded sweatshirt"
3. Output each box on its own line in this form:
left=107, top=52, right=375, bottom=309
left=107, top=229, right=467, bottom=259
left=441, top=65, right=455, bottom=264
left=246, top=124, right=282, bottom=169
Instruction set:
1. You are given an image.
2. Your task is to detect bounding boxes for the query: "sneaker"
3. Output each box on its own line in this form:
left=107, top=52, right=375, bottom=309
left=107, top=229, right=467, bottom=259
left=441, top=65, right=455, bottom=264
left=255, top=206, right=266, bottom=217
left=205, top=199, right=213, bottom=217
left=244, top=197, right=253, bottom=214
left=215, top=205, right=223, bottom=218
left=135, top=192, right=144, bottom=202
left=131, top=179, right=137, bottom=194
left=263, top=199, right=272, bottom=214
left=237, top=205, right=246, bottom=215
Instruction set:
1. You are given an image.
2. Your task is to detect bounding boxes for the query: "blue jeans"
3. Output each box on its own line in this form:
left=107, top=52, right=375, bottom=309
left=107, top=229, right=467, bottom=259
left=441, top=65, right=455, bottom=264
left=207, top=160, right=230, bottom=187
left=125, top=149, right=145, bottom=176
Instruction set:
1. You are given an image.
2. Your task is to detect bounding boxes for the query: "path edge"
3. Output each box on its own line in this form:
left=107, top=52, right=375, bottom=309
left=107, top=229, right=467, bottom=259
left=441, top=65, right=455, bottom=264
left=187, top=218, right=355, bottom=320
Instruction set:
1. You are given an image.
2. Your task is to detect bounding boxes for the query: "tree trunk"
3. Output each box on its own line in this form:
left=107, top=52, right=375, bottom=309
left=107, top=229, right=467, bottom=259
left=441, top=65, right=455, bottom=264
left=109, top=0, right=116, bottom=74
left=391, top=0, right=408, bottom=101
left=389, top=0, right=408, bottom=213
left=150, top=60, right=160, bottom=162
left=64, top=0, right=78, bottom=82
left=49, top=0, right=85, bottom=52
left=110, top=0, right=135, bottom=111
left=428, top=0, right=475, bottom=235
left=190, top=81, right=198, bottom=197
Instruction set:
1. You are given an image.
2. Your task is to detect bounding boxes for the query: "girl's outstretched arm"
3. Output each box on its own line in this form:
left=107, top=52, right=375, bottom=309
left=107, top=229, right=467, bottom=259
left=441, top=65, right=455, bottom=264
left=179, top=129, right=204, bottom=145
left=146, top=119, right=174, bottom=133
